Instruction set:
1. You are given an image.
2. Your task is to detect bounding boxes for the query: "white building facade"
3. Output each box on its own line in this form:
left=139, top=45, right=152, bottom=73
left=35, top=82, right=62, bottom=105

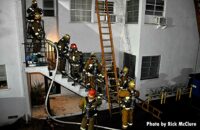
left=0, top=0, right=199, bottom=126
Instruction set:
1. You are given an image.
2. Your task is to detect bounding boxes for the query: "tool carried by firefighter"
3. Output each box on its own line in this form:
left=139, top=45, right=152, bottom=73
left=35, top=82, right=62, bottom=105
left=79, top=88, right=102, bottom=130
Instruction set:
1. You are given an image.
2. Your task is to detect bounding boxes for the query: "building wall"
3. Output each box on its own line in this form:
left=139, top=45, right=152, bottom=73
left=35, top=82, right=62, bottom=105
left=56, top=0, right=200, bottom=100
left=58, top=0, right=132, bottom=67
left=0, top=0, right=30, bottom=126
left=136, top=0, right=199, bottom=99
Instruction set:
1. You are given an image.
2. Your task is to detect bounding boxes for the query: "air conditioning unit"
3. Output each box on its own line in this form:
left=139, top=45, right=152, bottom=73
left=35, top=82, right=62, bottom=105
left=156, top=16, right=167, bottom=25
left=110, top=14, right=116, bottom=23
left=155, top=16, right=167, bottom=29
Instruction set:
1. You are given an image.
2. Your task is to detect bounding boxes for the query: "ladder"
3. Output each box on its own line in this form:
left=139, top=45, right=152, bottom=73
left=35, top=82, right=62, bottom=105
left=136, top=97, right=162, bottom=120
left=96, top=0, right=120, bottom=116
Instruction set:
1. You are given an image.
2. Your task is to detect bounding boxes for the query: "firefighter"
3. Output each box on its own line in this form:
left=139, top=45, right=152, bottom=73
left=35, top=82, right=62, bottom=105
left=119, top=66, right=129, bottom=90
left=27, top=0, right=43, bottom=39
left=79, top=88, right=102, bottom=130
left=27, top=0, right=43, bottom=22
left=31, top=13, right=45, bottom=53
left=68, top=43, right=83, bottom=85
left=83, top=53, right=102, bottom=91
left=26, top=0, right=44, bottom=59
left=118, top=80, right=140, bottom=129
left=55, top=34, right=70, bottom=77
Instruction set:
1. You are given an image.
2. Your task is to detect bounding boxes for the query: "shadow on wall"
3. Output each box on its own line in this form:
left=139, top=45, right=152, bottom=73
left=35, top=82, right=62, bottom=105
left=139, top=73, right=170, bottom=99
left=140, top=68, right=193, bottom=99
left=141, top=73, right=170, bottom=89
left=171, top=68, right=193, bottom=85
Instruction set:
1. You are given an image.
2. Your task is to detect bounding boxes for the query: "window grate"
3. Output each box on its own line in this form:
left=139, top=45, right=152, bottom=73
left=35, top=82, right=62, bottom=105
left=43, top=0, right=55, bottom=16
left=141, top=55, right=160, bottom=80
left=95, top=1, right=114, bottom=14
left=0, top=65, right=8, bottom=89
left=126, top=0, right=139, bottom=23
left=71, top=0, right=92, bottom=22
left=145, top=0, right=164, bottom=16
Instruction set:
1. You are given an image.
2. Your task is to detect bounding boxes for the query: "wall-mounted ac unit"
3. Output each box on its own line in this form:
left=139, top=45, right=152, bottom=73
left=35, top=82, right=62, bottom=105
left=110, top=14, right=116, bottom=23
left=155, top=16, right=167, bottom=25
left=154, top=16, right=167, bottom=29
left=94, top=14, right=117, bottom=23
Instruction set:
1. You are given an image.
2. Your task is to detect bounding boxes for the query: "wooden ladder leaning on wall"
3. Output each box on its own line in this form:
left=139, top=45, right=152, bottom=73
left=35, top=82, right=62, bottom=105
left=95, top=0, right=120, bottom=117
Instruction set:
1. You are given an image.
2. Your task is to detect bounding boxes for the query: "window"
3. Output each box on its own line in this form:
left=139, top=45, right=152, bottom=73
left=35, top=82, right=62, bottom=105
left=95, top=1, right=115, bottom=23
left=96, top=1, right=114, bottom=14
left=141, top=56, right=160, bottom=80
left=43, top=0, right=55, bottom=16
left=145, top=0, right=164, bottom=16
left=123, top=53, right=136, bottom=79
left=0, top=65, right=8, bottom=89
left=126, top=0, right=139, bottom=23
left=71, top=0, right=92, bottom=22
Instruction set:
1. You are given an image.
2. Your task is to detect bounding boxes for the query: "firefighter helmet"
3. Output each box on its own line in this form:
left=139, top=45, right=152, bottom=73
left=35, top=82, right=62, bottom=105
left=128, top=80, right=135, bottom=90
left=70, top=43, right=77, bottom=50
left=88, top=88, right=96, bottom=98
left=32, top=0, right=38, bottom=8
left=34, top=13, right=41, bottom=20
left=122, top=66, right=128, bottom=74
left=90, top=52, right=96, bottom=58
left=63, top=34, right=70, bottom=41
left=32, top=0, right=37, bottom=4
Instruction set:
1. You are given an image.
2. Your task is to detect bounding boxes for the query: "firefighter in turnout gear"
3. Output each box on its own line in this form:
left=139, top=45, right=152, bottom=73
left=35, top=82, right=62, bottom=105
left=119, top=66, right=129, bottom=90
left=118, top=80, right=140, bottom=129
left=79, top=88, right=102, bottom=130
left=26, top=0, right=44, bottom=45
left=68, top=43, right=83, bottom=85
left=83, top=53, right=102, bottom=91
left=27, top=0, right=43, bottom=23
left=55, top=34, right=70, bottom=77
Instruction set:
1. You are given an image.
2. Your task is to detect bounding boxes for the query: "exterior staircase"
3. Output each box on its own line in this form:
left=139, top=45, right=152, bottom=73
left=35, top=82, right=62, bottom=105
left=25, top=66, right=87, bottom=97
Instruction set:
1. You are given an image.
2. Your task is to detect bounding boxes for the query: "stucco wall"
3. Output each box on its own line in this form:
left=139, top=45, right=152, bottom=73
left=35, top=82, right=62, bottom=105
left=137, top=0, right=199, bottom=99
left=58, top=0, right=130, bottom=67
left=0, top=0, right=29, bottom=126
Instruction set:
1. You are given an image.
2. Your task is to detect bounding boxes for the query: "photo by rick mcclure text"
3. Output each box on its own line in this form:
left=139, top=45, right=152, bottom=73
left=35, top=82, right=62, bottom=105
left=146, top=121, right=197, bottom=127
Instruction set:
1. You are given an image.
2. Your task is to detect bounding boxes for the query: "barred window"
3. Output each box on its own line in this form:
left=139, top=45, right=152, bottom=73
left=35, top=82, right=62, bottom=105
left=43, top=0, right=55, bottom=16
left=71, top=0, right=92, bottom=22
left=141, top=56, right=160, bottom=80
left=123, top=52, right=136, bottom=79
left=96, top=1, right=114, bottom=14
left=0, top=65, right=8, bottom=89
left=126, top=0, right=139, bottom=23
left=145, top=0, right=165, bottom=16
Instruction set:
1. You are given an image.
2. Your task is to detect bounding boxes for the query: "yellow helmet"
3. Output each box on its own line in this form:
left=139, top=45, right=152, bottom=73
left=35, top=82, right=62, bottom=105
left=128, top=80, right=135, bottom=90
left=34, top=13, right=41, bottom=20
left=63, top=34, right=70, bottom=41
left=123, top=66, right=128, bottom=74
left=32, top=0, right=37, bottom=4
